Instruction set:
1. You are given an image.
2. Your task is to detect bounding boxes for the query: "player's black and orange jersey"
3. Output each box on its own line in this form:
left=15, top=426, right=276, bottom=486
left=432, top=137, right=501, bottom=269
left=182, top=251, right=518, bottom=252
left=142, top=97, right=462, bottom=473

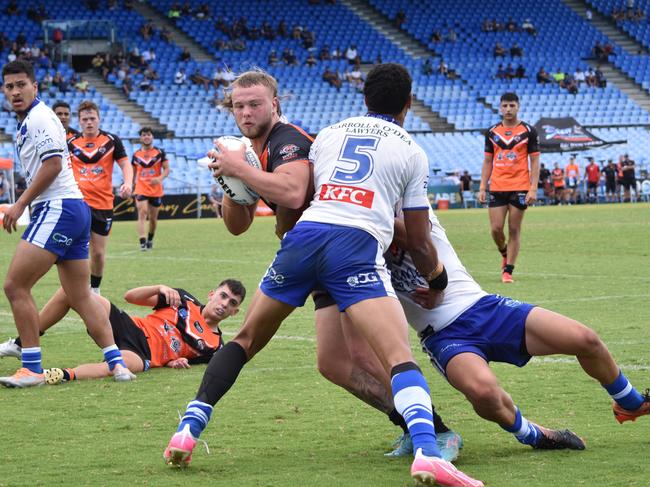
left=551, top=167, right=565, bottom=188
left=68, top=130, right=128, bottom=210
left=484, top=122, right=539, bottom=191
left=257, top=121, right=313, bottom=212
left=66, top=127, right=80, bottom=141
left=132, top=146, right=167, bottom=197
left=130, top=288, right=222, bottom=368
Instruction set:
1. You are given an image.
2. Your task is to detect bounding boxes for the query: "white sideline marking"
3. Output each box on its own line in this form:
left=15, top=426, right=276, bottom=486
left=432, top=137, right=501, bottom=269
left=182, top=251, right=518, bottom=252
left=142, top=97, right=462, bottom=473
left=535, top=294, right=650, bottom=305
left=471, top=270, right=650, bottom=282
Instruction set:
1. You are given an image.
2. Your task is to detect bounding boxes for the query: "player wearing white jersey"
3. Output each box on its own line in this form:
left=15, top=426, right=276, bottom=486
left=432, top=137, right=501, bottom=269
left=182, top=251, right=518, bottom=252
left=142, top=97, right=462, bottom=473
left=164, top=64, right=483, bottom=487
left=0, top=60, right=134, bottom=387
left=386, top=207, right=650, bottom=451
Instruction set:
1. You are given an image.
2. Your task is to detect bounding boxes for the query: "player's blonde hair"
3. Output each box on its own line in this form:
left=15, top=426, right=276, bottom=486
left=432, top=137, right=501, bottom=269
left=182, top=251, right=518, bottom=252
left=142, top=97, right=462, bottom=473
left=220, top=69, right=283, bottom=116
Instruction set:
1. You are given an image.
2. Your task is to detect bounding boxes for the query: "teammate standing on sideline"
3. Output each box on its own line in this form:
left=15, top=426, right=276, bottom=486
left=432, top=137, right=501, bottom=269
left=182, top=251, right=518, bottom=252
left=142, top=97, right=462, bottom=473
left=52, top=100, right=80, bottom=140
left=551, top=162, right=565, bottom=205
left=0, top=60, right=135, bottom=387
left=68, top=100, right=133, bottom=294
left=564, top=156, right=580, bottom=204
left=388, top=207, right=649, bottom=447
left=132, top=127, right=169, bottom=251
left=164, top=64, right=483, bottom=487
left=478, top=92, right=540, bottom=283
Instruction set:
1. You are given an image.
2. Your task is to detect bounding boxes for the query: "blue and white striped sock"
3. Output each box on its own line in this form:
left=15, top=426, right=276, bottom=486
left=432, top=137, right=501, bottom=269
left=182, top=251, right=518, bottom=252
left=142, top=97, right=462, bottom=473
left=391, top=362, right=439, bottom=457
left=102, top=345, right=126, bottom=371
left=604, top=370, right=644, bottom=411
left=501, top=407, right=540, bottom=446
left=178, top=400, right=213, bottom=438
left=21, top=347, right=42, bottom=374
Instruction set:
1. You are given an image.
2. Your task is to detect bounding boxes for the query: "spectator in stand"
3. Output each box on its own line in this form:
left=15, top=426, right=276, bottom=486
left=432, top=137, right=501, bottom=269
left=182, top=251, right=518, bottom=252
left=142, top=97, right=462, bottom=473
left=602, top=159, right=618, bottom=202
left=438, top=59, right=448, bottom=76
left=291, top=24, right=303, bottom=40
left=282, top=48, right=298, bottom=65
left=584, top=157, right=601, bottom=203
left=209, top=184, right=224, bottom=217
left=551, top=162, right=565, bottom=205
left=262, top=21, right=275, bottom=40
left=447, top=27, right=457, bottom=42
left=515, top=64, right=526, bottom=79
left=496, top=64, right=507, bottom=80
left=510, top=43, right=523, bottom=57
left=431, top=30, right=442, bottom=43
left=493, top=42, right=506, bottom=57
left=52, top=27, right=63, bottom=44
left=75, top=76, right=89, bottom=94
left=174, top=67, right=186, bottom=85
left=585, top=67, right=597, bottom=87
left=603, top=43, right=614, bottom=59
left=345, top=44, right=358, bottom=64
left=196, top=4, right=210, bottom=19
left=586, top=8, right=593, bottom=21
left=142, top=48, right=155, bottom=65
left=346, top=61, right=364, bottom=91
left=16, top=32, right=26, bottom=48
left=506, top=17, right=518, bottom=31
left=322, top=67, right=342, bottom=91
left=593, top=42, right=606, bottom=61
left=394, top=9, right=406, bottom=28
left=53, top=72, right=68, bottom=93
left=301, top=29, right=315, bottom=50
left=331, top=46, right=342, bottom=59
left=179, top=47, right=191, bottom=62
left=319, top=45, right=331, bottom=61
left=422, top=58, right=434, bottom=76
left=504, top=63, right=515, bottom=79
left=560, top=73, right=578, bottom=94
left=190, top=69, right=210, bottom=91
left=6, top=1, right=19, bottom=15
left=594, top=67, right=606, bottom=87
left=268, top=50, right=279, bottom=66
left=231, top=39, right=246, bottom=51
left=40, top=72, right=53, bottom=93
left=305, top=52, right=317, bottom=67
left=122, top=73, right=133, bottom=96
left=140, top=20, right=154, bottom=40
left=180, top=1, right=192, bottom=16
left=574, top=67, right=586, bottom=85
left=564, top=156, right=580, bottom=204
left=482, top=19, right=493, bottom=32
left=522, top=18, right=537, bottom=35
left=277, top=19, right=287, bottom=37
left=552, top=68, right=565, bottom=83
left=91, top=53, right=104, bottom=73
left=161, top=26, right=172, bottom=42
left=619, top=154, right=636, bottom=202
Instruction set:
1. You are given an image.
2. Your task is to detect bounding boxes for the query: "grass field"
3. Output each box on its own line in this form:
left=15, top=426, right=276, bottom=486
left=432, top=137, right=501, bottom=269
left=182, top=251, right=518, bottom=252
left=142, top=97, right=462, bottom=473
left=0, top=203, right=648, bottom=487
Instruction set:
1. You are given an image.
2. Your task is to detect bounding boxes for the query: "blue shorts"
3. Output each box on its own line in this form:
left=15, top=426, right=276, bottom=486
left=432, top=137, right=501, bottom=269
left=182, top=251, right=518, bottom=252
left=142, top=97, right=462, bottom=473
left=22, top=199, right=91, bottom=261
left=260, top=222, right=394, bottom=311
left=422, top=294, right=535, bottom=377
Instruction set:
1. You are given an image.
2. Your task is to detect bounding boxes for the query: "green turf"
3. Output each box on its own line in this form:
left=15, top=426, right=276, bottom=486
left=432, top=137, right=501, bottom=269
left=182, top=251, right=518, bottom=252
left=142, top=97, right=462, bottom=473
left=0, top=203, right=648, bottom=487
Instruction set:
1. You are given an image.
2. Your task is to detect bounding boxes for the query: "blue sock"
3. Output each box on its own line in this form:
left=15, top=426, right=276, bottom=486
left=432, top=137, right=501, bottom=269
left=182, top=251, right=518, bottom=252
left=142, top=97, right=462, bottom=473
left=501, top=407, right=540, bottom=446
left=178, top=400, right=213, bottom=438
left=102, top=345, right=126, bottom=371
left=391, top=362, right=440, bottom=457
left=21, top=347, right=42, bottom=374
left=604, top=370, right=644, bottom=411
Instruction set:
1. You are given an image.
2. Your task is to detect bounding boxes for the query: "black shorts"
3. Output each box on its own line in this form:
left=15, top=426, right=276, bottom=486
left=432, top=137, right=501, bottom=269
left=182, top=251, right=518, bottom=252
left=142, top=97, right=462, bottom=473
left=312, top=287, right=336, bottom=310
left=605, top=180, right=616, bottom=193
left=109, top=303, right=152, bottom=369
left=135, top=195, right=163, bottom=207
left=90, top=208, right=114, bottom=236
left=488, top=191, right=528, bottom=210
left=587, top=182, right=599, bottom=190
left=621, top=179, right=636, bottom=190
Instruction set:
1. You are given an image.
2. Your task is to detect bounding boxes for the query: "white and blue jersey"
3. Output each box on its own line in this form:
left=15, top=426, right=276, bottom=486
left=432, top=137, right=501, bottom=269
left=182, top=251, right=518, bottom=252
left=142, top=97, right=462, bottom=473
left=16, top=99, right=89, bottom=260
left=260, top=114, right=431, bottom=311
left=386, top=207, right=535, bottom=377
left=15, top=98, right=82, bottom=203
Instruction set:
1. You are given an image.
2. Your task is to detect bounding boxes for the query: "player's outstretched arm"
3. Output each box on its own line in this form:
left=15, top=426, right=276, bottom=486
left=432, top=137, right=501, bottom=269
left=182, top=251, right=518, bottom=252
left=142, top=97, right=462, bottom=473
left=124, top=285, right=180, bottom=307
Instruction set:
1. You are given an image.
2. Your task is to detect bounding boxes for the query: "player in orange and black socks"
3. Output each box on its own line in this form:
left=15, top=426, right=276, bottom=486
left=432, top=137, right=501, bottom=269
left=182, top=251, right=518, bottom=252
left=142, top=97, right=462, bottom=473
left=132, top=127, right=169, bottom=250
left=68, top=100, right=133, bottom=294
left=478, top=92, right=540, bottom=283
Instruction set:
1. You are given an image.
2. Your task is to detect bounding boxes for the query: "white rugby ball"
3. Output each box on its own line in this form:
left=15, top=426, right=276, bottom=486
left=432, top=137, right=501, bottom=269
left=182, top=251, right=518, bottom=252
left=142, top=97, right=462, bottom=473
left=198, top=136, right=261, bottom=206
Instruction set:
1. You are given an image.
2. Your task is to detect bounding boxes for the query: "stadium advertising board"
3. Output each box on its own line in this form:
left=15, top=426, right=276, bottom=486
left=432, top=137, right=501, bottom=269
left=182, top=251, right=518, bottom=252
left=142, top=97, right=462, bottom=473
left=534, top=117, right=625, bottom=152
left=113, top=194, right=218, bottom=220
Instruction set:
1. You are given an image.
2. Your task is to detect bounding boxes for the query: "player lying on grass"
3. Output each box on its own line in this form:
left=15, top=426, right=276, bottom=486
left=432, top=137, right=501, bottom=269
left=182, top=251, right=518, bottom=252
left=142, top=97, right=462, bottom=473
left=386, top=205, right=649, bottom=451
left=0, top=280, right=245, bottom=382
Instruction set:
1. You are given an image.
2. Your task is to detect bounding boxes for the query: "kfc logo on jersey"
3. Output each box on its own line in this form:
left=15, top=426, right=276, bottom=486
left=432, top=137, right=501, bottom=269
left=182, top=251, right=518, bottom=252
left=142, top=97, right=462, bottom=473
left=319, top=184, right=374, bottom=208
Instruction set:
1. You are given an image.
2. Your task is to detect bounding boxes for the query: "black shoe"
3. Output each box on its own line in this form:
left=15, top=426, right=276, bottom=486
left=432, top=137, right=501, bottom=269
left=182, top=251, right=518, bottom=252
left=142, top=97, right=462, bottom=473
left=140, top=243, right=147, bottom=251
left=532, top=424, right=586, bottom=450
left=146, top=240, right=153, bottom=250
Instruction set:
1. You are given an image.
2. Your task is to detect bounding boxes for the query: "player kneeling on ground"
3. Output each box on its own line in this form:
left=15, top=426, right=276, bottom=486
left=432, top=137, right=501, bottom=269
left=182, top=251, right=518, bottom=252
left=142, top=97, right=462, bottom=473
left=388, top=207, right=649, bottom=451
left=0, top=280, right=245, bottom=382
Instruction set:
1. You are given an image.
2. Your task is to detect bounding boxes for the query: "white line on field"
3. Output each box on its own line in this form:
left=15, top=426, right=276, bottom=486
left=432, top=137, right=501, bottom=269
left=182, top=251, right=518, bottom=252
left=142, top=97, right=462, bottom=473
left=535, top=294, right=650, bottom=305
